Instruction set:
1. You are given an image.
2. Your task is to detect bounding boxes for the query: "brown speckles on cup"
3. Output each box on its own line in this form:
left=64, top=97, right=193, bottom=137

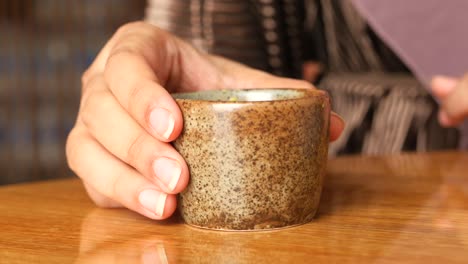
left=172, top=88, right=330, bottom=231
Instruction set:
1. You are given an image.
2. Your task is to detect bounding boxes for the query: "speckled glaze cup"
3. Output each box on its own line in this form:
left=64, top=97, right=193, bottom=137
left=172, top=88, right=330, bottom=231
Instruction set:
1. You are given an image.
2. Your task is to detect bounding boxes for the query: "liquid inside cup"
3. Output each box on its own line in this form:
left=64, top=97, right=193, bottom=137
left=171, top=89, right=311, bottom=102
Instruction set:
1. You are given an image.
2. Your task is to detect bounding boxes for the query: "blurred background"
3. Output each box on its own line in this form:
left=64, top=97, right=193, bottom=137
left=0, top=0, right=145, bottom=185
left=1, top=0, right=459, bottom=186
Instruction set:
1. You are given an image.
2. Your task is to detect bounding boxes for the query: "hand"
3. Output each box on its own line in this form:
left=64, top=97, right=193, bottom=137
left=432, top=74, right=468, bottom=127
left=66, top=21, right=345, bottom=220
left=302, top=61, right=323, bottom=83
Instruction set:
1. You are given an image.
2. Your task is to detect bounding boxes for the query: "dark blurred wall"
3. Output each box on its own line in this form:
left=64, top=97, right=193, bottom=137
left=0, top=0, right=145, bottom=185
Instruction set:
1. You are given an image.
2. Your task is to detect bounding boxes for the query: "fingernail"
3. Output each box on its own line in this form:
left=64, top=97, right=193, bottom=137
left=153, top=157, right=181, bottom=191
left=138, top=189, right=167, bottom=217
left=432, top=76, right=458, bottom=94
left=149, top=107, right=175, bottom=139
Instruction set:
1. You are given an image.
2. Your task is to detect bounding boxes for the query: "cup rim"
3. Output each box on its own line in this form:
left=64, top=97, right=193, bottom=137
left=171, top=88, right=328, bottom=104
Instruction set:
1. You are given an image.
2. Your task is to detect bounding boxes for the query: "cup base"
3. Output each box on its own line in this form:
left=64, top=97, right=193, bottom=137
left=183, top=220, right=313, bottom=232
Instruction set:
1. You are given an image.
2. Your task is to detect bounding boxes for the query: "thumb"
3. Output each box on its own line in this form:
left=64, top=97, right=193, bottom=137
left=207, top=56, right=345, bottom=141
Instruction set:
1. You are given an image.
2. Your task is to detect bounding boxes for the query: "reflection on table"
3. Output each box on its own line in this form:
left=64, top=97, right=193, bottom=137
left=0, top=152, right=467, bottom=263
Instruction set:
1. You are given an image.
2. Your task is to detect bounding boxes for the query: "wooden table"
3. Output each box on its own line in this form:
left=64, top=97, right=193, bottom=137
left=1, top=152, right=468, bottom=263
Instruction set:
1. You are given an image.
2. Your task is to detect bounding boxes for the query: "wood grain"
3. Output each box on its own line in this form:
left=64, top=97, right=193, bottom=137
left=1, top=151, right=468, bottom=263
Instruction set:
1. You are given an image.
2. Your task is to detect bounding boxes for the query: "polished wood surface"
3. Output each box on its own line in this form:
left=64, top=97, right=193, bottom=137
left=1, top=152, right=468, bottom=263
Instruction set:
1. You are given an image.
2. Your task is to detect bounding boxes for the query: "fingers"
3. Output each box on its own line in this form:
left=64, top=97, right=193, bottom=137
left=82, top=32, right=120, bottom=87
left=70, top=21, right=346, bottom=224
left=66, top=126, right=177, bottom=220
left=80, top=75, right=189, bottom=194
left=441, top=75, right=468, bottom=125
left=104, top=42, right=183, bottom=142
left=83, top=22, right=184, bottom=142
left=101, top=23, right=224, bottom=142
left=432, top=74, right=468, bottom=127
left=208, top=56, right=345, bottom=141
left=330, top=113, right=345, bottom=142
left=437, top=110, right=460, bottom=127
left=83, top=22, right=157, bottom=86
left=431, top=76, right=458, bottom=99
left=209, top=55, right=315, bottom=90
left=245, top=74, right=345, bottom=142
left=82, top=182, right=121, bottom=208
left=302, top=61, right=323, bottom=83
left=89, top=21, right=345, bottom=144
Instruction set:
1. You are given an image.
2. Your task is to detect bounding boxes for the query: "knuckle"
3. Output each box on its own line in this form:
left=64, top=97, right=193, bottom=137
left=108, top=45, right=140, bottom=59
left=116, top=21, right=143, bottom=35
left=126, top=80, right=148, bottom=115
left=296, top=80, right=314, bottom=89
left=103, top=46, right=141, bottom=81
left=103, top=51, right=151, bottom=114
left=118, top=21, right=160, bottom=35
left=83, top=183, right=119, bottom=208
left=111, top=173, right=124, bottom=202
left=81, top=69, right=100, bottom=99
left=109, top=25, right=170, bottom=61
left=81, top=88, right=113, bottom=130
left=92, top=198, right=113, bottom=208
left=445, top=86, right=468, bottom=111
left=79, top=97, right=94, bottom=130
left=126, top=131, right=147, bottom=166
left=65, top=129, right=80, bottom=172
left=81, top=69, right=93, bottom=87
left=114, top=21, right=160, bottom=44
left=80, top=74, right=100, bottom=107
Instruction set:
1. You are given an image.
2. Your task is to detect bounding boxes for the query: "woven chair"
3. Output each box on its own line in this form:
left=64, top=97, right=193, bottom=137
left=146, top=0, right=459, bottom=156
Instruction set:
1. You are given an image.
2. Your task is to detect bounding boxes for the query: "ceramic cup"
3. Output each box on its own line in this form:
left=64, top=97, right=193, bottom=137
left=172, top=88, right=330, bottom=231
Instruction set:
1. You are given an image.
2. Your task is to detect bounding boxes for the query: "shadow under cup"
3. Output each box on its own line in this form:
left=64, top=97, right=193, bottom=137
left=172, top=88, right=330, bottom=231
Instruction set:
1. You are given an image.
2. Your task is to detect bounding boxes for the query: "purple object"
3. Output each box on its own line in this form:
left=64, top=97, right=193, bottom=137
left=351, top=0, right=468, bottom=149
